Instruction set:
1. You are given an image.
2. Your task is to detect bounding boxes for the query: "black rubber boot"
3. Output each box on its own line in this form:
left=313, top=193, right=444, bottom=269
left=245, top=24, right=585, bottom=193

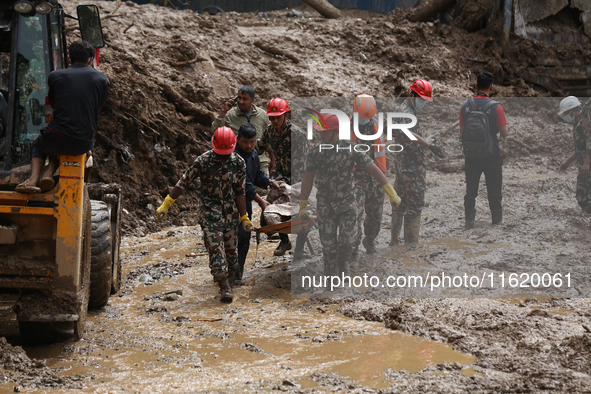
left=362, top=236, right=377, bottom=254
left=404, top=213, right=421, bottom=244
left=390, top=212, right=404, bottom=246
left=491, top=209, right=502, bottom=225
left=350, top=245, right=359, bottom=261
left=336, top=250, right=351, bottom=276
left=465, top=208, right=476, bottom=229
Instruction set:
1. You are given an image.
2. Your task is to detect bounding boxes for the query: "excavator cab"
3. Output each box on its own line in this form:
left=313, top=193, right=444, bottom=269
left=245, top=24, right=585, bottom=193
left=0, top=1, right=121, bottom=343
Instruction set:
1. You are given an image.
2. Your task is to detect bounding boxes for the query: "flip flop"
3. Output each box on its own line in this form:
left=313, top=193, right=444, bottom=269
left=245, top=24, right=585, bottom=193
left=15, top=181, right=41, bottom=194
left=39, top=177, right=55, bottom=192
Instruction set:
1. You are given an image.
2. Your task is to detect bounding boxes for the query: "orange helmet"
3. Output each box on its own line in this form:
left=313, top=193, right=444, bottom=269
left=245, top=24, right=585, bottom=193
left=410, top=79, right=433, bottom=102
left=353, top=94, right=377, bottom=120
left=266, top=98, right=290, bottom=116
left=212, top=126, right=237, bottom=155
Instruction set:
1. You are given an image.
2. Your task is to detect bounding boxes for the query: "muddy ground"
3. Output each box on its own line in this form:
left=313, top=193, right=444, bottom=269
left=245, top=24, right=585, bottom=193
left=1, top=158, right=590, bottom=392
left=2, top=0, right=591, bottom=392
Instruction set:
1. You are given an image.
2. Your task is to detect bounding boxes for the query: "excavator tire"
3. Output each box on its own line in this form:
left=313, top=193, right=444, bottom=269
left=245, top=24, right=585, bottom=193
left=103, top=193, right=122, bottom=294
left=88, top=200, right=112, bottom=309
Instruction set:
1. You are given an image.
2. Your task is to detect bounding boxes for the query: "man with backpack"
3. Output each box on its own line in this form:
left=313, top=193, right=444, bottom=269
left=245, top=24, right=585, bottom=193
left=460, top=71, right=509, bottom=228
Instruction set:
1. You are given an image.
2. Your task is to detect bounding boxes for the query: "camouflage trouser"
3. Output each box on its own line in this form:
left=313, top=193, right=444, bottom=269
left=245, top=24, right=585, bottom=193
left=201, top=224, right=238, bottom=280
left=394, top=169, right=426, bottom=221
left=354, top=175, right=385, bottom=246
left=576, top=173, right=591, bottom=214
left=317, top=199, right=358, bottom=270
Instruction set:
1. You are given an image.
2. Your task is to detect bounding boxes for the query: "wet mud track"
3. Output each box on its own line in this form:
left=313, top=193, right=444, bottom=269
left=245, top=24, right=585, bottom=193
left=0, top=162, right=590, bottom=392
left=0, top=213, right=474, bottom=393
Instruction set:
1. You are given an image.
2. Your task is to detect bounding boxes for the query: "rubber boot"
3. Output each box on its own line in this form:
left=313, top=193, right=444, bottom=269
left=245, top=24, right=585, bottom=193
left=465, top=208, right=476, bottom=229
left=324, top=261, right=337, bottom=276
left=214, top=274, right=233, bottom=303
left=390, top=212, right=404, bottom=246
left=350, top=245, right=359, bottom=261
left=404, top=214, right=421, bottom=244
left=336, top=250, right=351, bottom=276
left=362, top=236, right=377, bottom=254
left=293, top=232, right=307, bottom=260
left=491, top=209, right=502, bottom=225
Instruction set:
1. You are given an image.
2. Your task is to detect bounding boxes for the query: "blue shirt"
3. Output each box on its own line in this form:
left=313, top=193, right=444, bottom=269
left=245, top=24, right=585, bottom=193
left=234, top=144, right=269, bottom=202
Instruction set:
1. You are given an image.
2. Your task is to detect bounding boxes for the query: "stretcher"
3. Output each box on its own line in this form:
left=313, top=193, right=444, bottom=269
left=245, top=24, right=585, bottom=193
left=253, top=216, right=316, bottom=261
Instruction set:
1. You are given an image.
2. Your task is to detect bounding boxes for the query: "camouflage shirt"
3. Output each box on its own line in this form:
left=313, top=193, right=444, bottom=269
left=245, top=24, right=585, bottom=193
left=392, top=100, right=426, bottom=174
left=306, top=140, right=374, bottom=202
left=175, top=150, right=246, bottom=230
left=259, top=120, right=308, bottom=184
left=573, top=105, right=591, bottom=168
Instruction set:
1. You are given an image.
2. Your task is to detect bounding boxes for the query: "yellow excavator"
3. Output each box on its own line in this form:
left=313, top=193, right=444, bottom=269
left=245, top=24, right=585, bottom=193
left=0, top=0, right=121, bottom=343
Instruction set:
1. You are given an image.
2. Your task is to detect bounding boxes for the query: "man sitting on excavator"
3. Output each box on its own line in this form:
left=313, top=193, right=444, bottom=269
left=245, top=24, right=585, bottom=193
left=16, top=40, right=108, bottom=193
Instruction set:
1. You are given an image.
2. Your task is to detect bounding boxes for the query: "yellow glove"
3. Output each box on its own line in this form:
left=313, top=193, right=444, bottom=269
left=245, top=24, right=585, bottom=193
left=156, top=195, right=175, bottom=221
left=241, top=214, right=253, bottom=232
left=299, top=199, right=310, bottom=221
left=383, top=184, right=401, bottom=209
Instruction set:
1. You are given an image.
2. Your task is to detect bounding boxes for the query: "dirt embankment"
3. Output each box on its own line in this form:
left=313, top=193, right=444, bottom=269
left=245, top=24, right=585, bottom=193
left=58, top=0, right=558, bottom=237
left=0, top=337, right=75, bottom=389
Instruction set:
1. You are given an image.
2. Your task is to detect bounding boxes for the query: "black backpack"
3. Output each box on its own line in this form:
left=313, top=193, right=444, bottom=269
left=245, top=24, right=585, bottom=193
left=460, top=98, right=498, bottom=159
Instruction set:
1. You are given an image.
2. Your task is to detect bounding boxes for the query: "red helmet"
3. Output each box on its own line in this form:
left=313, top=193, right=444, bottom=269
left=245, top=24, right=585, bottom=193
left=353, top=94, right=377, bottom=120
left=212, top=126, right=237, bottom=155
left=313, top=113, right=340, bottom=131
left=410, top=79, right=433, bottom=102
left=266, top=98, right=290, bottom=116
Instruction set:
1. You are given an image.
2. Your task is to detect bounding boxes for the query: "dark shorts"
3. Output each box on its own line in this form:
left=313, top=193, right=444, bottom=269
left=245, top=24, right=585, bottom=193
left=31, top=127, right=93, bottom=160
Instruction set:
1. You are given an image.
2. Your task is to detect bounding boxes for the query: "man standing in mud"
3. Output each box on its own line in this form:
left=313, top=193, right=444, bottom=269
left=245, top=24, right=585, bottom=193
left=234, top=123, right=278, bottom=284
left=298, top=113, right=401, bottom=275
left=212, top=85, right=271, bottom=174
left=258, top=98, right=308, bottom=257
left=390, top=80, right=445, bottom=245
left=155, top=127, right=253, bottom=303
left=460, top=71, right=508, bottom=228
left=558, top=96, right=591, bottom=213
left=349, top=94, right=387, bottom=256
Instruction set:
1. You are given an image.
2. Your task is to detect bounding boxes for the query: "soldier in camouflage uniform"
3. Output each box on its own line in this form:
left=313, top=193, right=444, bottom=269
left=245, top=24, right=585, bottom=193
left=259, top=98, right=308, bottom=256
left=558, top=96, right=591, bottom=213
left=350, top=94, right=387, bottom=256
left=391, top=80, right=445, bottom=245
left=156, top=127, right=253, bottom=303
left=298, top=113, right=401, bottom=275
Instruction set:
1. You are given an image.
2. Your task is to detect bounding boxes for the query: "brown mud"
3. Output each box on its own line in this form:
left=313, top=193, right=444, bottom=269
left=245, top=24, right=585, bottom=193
left=1, top=1, right=590, bottom=392
left=0, top=212, right=479, bottom=393
left=1, top=155, right=590, bottom=392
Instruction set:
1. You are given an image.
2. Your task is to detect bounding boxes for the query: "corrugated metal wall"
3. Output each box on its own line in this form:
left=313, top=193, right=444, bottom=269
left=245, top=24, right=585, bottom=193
left=131, top=0, right=421, bottom=14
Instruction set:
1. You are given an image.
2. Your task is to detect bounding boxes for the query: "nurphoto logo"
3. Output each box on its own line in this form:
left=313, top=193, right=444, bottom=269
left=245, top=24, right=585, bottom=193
left=303, top=108, right=418, bottom=153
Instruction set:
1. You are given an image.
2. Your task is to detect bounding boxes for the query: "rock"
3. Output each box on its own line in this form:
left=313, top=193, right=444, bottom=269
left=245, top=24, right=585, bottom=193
left=282, top=379, right=300, bottom=388
left=287, top=9, right=305, bottom=17
left=163, top=293, right=180, bottom=301
left=139, top=274, right=153, bottom=283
